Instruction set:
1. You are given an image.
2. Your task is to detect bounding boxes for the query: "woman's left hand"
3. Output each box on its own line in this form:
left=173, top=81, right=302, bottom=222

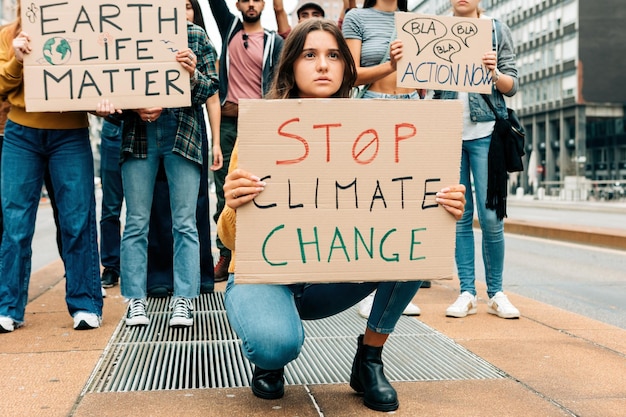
left=482, top=50, right=497, bottom=72
left=436, top=184, right=467, bottom=220
left=176, top=48, right=197, bottom=76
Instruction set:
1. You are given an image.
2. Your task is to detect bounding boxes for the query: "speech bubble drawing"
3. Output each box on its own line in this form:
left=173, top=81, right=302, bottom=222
left=402, top=18, right=447, bottom=55
left=433, top=39, right=462, bottom=63
left=451, top=21, right=479, bottom=48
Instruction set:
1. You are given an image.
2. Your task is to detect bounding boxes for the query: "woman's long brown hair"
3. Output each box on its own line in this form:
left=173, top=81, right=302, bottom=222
left=266, top=19, right=357, bottom=100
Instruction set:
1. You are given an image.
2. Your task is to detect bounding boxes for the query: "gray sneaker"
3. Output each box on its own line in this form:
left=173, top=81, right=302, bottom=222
left=169, top=298, right=194, bottom=328
left=126, top=298, right=149, bottom=326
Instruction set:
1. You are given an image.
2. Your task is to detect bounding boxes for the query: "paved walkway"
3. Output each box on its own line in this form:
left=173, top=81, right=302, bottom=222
left=1, top=257, right=625, bottom=417
left=3, top=196, right=625, bottom=416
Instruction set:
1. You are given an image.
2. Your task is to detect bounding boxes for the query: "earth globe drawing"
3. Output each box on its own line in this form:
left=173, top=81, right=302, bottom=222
left=43, top=37, right=72, bottom=65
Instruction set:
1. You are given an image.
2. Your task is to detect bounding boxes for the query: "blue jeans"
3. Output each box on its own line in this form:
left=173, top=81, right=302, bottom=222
left=120, top=109, right=201, bottom=299
left=0, top=121, right=102, bottom=323
left=224, top=275, right=421, bottom=370
left=99, top=119, right=124, bottom=273
left=146, top=112, right=214, bottom=294
left=362, top=90, right=421, bottom=100
left=455, top=136, right=505, bottom=298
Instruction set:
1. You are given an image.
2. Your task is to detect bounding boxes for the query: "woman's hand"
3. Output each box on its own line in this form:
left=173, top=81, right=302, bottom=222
left=210, top=144, right=224, bottom=171
left=176, top=48, right=197, bottom=76
left=482, top=50, right=497, bottom=72
left=95, top=99, right=122, bottom=116
left=436, top=184, right=466, bottom=220
left=223, top=168, right=266, bottom=210
left=134, top=107, right=163, bottom=123
left=389, top=39, right=404, bottom=70
left=12, top=31, right=32, bottom=63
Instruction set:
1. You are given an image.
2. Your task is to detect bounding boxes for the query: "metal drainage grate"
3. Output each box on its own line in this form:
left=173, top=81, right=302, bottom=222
left=85, top=292, right=505, bottom=393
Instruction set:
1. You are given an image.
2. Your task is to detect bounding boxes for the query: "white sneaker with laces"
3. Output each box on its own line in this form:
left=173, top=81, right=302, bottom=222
left=0, top=315, right=18, bottom=333
left=126, top=298, right=150, bottom=326
left=357, top=291, right=421, bottom=318
left=487, top=291, right=520, bottom=319
left=169, top=297, right=194, bottom=328
left=446, top=291, right=478, bottom=318
left=357, top=292, right=375, bottom=318
left=73, top=312, right=101, bottom=330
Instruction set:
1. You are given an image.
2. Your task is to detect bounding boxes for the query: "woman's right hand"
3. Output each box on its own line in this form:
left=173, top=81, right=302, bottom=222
left=12, top=31, right=32, bottom=63
left=224, top=168, right=266, bottom=209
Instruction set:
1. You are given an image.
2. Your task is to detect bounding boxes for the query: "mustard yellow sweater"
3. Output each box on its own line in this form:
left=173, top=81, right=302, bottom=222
left=216, top=143, right=238, bottom=273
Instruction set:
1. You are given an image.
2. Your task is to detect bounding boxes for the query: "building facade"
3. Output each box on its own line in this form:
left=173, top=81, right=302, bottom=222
left=424, top=0, right=626, bottom=198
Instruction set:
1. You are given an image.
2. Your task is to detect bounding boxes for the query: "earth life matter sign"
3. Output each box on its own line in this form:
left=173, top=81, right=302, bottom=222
left=21, top=0, right=190, bottom=112
left=234, top=99, right=463, bottom=284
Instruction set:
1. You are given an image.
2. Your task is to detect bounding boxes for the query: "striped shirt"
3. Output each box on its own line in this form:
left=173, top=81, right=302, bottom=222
left=342, top=8, right=396, bottom=68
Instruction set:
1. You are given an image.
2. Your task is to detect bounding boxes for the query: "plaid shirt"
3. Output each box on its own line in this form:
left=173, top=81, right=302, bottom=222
left=120, top=22, right=219, bottom=165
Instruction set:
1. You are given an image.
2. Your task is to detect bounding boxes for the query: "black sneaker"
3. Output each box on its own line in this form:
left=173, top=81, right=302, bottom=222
left=101, top=268, right=119, bottom=288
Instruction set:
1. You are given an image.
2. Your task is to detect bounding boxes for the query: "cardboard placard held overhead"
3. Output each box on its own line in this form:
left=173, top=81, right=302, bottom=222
left=396, top=12, right=493, bottom=93
left=234, top=99, right=463, bottom=284
left=21, top=0, right=190, bottom=112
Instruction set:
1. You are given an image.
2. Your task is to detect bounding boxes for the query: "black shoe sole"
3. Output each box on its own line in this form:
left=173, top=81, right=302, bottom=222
left=251, top=385, right=284, bottom=400
left=363, top=398, right=399, bottom=412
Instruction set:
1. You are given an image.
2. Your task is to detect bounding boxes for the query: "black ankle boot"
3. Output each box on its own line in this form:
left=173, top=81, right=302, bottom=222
left=251, top=366, right=285, bottom=400
left=349, top=334, right=399, bottom=412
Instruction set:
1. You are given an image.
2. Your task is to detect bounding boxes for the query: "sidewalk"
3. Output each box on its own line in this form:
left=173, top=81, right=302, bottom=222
left=1, top=258, right=624, bottom=417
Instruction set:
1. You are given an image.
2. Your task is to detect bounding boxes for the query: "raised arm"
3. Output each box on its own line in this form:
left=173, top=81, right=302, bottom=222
left=273, top=0, right=292, bottom=37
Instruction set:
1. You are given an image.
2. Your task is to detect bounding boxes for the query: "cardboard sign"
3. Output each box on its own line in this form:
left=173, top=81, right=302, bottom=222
left=234, top=99, right=463, bottom=284
left=396, top=12, right=493, bottom=93
left=21, top=0, right=190, bottom=112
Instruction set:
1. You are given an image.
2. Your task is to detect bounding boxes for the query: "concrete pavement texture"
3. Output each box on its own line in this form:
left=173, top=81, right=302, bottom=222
left=1, top=258, right=624, bottom=417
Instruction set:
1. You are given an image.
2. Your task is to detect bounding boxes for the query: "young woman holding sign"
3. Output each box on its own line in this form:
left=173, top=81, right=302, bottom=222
left=434, top=0, right=520, bottom=319
left=217, top=19, right=466, bottom=412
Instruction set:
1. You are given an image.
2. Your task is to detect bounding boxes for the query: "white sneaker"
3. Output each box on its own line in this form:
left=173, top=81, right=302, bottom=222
left=73, top=312, right=101, bottom=330
left=402, top=301, right=421, bottom=316
left=357, top=291, right=421, bottom=318
left=488, top=292, right=520, bottom=319
left=101, top=287, right=107, bottom=298
left=0, top=315, right=17, bottom=333
left=446, top=291, right=478, bottom=318
left=169, top=297, right=194, bottom=328
left=126, top=298, right=150, bottom=326
left=357, top=292, right=375, bottom=318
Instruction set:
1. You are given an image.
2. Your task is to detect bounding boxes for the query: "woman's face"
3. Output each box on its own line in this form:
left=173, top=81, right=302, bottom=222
left=450, top=0, right=480, bottom=17
left=294, top=30, right=345, bottom=99
left=185, top=0, right=194, bottom=23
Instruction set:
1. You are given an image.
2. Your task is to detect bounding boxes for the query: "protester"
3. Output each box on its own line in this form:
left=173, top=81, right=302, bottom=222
left=145, top=0, right=223, bottom=298
left=99, top=117, right=124, bottom=289
left=433, top=0, right=521, bottom=319
left=117, top=20, right=218, bottom=328
left=0, top=2, right=107, bottom=332
left=217, top=19, right=466, bottom=411
left=342, top=0, right=424, bottom=318
left=208, top=0, right=283, bottom=281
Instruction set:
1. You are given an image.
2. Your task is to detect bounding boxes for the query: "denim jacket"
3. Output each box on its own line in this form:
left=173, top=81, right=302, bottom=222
left=434, top=19, right=518, bottom=122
